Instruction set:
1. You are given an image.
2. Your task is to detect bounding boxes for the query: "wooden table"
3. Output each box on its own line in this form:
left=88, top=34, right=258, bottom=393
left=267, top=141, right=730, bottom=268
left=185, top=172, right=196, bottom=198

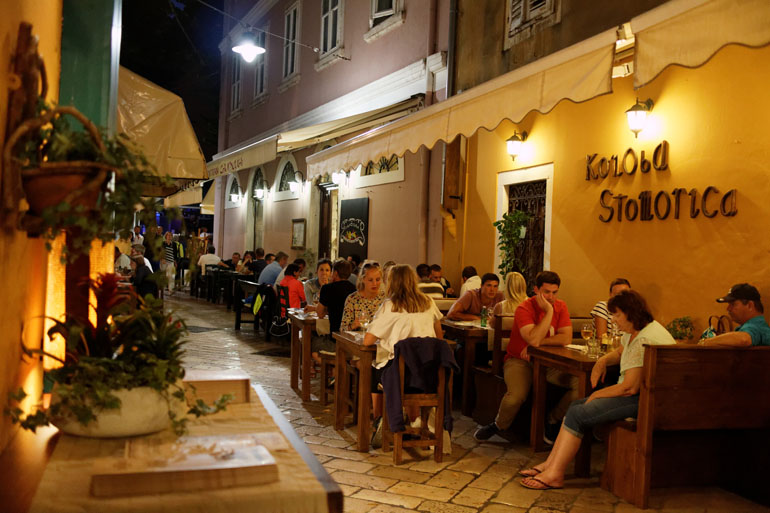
left=333, top=331, right=375, bottom=452
left=289, top=310, right=317, bottom=401
left=441, top=319, right=491, bottom=416
left=0, top=385, right=342, bottom=513
left=528, top=344, right=597, bottom=477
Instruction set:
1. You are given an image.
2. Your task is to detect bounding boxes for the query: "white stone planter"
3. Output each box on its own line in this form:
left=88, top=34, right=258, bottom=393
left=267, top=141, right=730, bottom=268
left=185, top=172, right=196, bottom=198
left=52, top=386, right=184, bottom=438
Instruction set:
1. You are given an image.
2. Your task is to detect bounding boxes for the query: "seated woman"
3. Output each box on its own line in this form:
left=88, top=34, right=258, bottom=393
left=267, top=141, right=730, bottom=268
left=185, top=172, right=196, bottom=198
left=130, top=255, right=158, bottom=299
left=341, top=262, right=386, bottom=331
left=364, top=264, right=444, bottom=444
left=279, top=263, right=306, bottom=309
left=590, top=278, right=631, bottom=338
left=303, top=258, right=332, bottom=309
left=493, top=271, right=527, bottom=317
left=519, top=289, right=675, bottom=490
left=236, top=251, right=254, bottom=274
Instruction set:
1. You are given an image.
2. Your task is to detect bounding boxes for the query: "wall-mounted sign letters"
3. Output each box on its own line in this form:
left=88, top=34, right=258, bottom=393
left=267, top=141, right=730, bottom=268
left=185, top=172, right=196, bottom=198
left=586, top=141, right=669, bottom=181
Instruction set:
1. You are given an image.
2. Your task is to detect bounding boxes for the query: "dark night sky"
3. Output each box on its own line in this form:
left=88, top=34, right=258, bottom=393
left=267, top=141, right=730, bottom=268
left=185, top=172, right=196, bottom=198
left=120, top=0, right=224, bottom=160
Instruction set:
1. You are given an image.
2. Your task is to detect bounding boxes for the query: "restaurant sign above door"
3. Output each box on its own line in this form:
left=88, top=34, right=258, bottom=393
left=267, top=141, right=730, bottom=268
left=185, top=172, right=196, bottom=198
left=585, top=141, right=737, bottom=223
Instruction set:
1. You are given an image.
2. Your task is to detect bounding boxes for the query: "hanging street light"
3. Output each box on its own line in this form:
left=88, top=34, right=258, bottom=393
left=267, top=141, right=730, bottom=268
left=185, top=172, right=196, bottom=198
left=232, top=30, right=265, bottom=63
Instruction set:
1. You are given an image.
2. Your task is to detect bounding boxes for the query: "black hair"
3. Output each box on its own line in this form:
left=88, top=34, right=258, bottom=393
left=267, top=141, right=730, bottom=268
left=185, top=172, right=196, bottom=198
left=480, top=273, right=499, bottom=286
left=535, top=271, right=560, bottom=288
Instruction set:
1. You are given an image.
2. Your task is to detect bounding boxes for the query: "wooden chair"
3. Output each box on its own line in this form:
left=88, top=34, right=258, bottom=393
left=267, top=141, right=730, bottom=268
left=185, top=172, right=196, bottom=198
left=471, top=314, right=513, bottom=425
left=319, top=351, right=359, bottom=414
left=276, top=285, right=290, bottom=318
left=256, top=284, right=277, bottom=340
left=432, top=298, right=455, bottom=315
left=234, top=279, right=258, bottom=331
left=381, top=340, right=455, bottom=465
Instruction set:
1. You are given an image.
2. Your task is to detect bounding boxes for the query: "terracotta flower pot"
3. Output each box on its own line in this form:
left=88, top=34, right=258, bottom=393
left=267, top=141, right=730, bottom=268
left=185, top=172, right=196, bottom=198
left=21, top=163, right=108, bottom=215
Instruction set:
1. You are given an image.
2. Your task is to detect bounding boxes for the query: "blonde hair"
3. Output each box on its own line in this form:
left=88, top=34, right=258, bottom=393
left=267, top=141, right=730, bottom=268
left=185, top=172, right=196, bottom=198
left=500, top=272, right=527, bottom=315
left=387, top=264, right=432, bottom=313
left=356, top=262, right=382, bottom=292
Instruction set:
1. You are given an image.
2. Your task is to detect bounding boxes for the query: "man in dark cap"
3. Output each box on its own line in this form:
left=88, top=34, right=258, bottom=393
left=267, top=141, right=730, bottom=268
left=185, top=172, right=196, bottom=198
left=703, top=283, right=770, bottom=346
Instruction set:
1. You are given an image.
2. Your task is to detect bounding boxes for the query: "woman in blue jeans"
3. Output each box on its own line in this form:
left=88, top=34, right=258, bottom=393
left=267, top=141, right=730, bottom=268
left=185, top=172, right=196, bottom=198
left=520, top=289, right=675, bottom=490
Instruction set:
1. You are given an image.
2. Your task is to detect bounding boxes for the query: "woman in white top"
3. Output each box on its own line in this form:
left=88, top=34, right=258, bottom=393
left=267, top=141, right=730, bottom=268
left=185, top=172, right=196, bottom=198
left=364, top=264, right=443, bottom=420
left=493, top=271, right=527, bottom=316
left=519, top=289, right=675, bottom=490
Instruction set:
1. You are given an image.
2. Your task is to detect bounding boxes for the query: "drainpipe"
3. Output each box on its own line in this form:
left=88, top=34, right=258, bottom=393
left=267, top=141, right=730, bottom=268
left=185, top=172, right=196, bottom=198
left=419, top=0, right=439, bottom=264
left=447, top=0, right=458, bottom=99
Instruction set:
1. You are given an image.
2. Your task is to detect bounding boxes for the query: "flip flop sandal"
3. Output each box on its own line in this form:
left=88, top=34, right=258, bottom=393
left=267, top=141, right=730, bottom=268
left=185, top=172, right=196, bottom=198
left=520, top=476, right=563, bottom=490
left=518, top=467, right=544, bottom=477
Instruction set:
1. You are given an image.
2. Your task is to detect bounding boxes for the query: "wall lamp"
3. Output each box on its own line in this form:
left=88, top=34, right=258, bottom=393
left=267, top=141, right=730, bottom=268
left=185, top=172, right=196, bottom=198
left=232, top=30, right=266, bottom=63
left=289, top=169, right=305, bottom=193
left=506, top=131, right=528, bottom=161
left=626, top=98, right=654, bottom=138
left=229, top=192, right=243, bottom=203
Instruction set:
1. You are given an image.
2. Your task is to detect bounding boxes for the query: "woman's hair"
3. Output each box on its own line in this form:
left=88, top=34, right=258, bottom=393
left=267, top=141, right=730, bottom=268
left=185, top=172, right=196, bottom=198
left=607, top=289, right=654, bottom=331
left=501, top=272, right=527, bottom=312
left=130, top=255, right=145, bottom=266
left=284, top=263, right=300, bottom=277
left=387, top=264, right=433, bottom=313
left=381, top=261, right=397, bottom=284
left=356, top=261, right=382, bottom=292
left=316, top=258, right=332, bottom=270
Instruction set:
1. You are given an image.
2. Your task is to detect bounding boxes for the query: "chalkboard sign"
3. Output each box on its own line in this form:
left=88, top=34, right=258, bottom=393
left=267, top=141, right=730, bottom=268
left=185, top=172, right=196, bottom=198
left=339, top=198, right=369, bottom=261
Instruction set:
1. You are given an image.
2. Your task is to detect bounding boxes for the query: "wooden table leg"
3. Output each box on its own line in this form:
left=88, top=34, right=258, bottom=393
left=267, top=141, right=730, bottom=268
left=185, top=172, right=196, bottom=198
left=530, top=358, right=548, bottom=452
left=290, top=322, right=300, bottom=396
left=461, top=339, right=476, bottom=417
left=356, top=356, right=373, bottom=452
left=301, top=326, right=312, bottom=401
left=574, top=372, right=592, bottom=477
left=334, top=348, right=347, bottom=430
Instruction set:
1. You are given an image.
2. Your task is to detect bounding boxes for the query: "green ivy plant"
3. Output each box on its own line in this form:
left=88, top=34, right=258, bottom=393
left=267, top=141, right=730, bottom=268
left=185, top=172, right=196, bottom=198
left=666, top=316, right=694, bottom=340
left=4, top=273, right=230, bottom=435
left=493, top=209, right=532, bottom=275
left=11, top=100, right=179, bottom=262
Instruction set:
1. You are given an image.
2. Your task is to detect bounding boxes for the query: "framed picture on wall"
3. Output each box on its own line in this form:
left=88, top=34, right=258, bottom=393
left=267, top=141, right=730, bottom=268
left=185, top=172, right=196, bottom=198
left=291, top=218, right=306, bottom=249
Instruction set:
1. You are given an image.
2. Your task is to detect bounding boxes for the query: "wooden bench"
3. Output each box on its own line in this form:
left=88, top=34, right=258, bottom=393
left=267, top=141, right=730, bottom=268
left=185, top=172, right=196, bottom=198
left=601, top=345, right=770, bottom=509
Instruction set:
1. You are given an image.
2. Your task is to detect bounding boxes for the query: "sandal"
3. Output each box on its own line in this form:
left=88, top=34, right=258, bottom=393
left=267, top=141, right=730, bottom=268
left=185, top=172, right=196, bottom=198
left=520, top=476, right=563, bottom=490
left=518, top=466, right=544, bottom=478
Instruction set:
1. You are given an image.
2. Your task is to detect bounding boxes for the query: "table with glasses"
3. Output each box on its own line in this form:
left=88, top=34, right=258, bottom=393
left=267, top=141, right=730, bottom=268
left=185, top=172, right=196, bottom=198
left=527, top=344, right=599, bottom=477
left=288, top=309, right=318, bottom=402
left=440, top=319, right=491, bottom=416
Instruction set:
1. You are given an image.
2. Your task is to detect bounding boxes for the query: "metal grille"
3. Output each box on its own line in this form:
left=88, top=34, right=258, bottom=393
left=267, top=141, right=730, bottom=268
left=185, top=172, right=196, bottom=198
left=508, top=180, right=546, bottom=293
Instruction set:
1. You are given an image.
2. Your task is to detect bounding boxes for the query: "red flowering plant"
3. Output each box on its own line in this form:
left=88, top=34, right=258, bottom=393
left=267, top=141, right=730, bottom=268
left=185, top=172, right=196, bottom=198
left=6, top=273, right=230, bottom=435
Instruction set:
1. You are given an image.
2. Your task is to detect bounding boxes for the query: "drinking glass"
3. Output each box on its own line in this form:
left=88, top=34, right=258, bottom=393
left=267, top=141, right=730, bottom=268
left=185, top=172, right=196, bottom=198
left=581, top=323, right=593, bottom=341
left=357, top=312, right=371, bottom=331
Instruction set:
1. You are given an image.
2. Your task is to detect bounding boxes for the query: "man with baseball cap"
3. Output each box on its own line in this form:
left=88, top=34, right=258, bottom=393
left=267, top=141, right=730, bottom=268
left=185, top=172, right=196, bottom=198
left=703, top=283, right=770, bottom=347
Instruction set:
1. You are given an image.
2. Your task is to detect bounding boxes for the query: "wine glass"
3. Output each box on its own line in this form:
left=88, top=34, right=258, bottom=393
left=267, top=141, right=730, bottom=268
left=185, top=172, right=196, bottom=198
left=357, top=311, right=371, bottom=331
left=581, top=323, right=593, bottom=342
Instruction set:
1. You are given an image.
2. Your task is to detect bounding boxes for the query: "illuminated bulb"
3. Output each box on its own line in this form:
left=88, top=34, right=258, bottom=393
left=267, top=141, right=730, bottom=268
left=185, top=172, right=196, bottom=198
left=232, top=31, right=265, bottom=63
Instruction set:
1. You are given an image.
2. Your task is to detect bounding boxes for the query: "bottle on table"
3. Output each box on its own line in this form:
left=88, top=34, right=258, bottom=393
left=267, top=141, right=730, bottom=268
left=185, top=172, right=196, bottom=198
left=480, top=306, right=488, bottom=327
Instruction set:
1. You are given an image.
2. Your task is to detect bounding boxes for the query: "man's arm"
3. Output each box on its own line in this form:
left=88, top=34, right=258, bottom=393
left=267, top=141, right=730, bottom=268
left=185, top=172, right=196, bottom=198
left=538, top=325, right=572, bottom=347
left=519, top=294, right=554, bottom=346
left=702, top=331, right=752, bottom=347
left=446, top=293, right=479, bottom=321
left=316, top=303, right=328, bottom=319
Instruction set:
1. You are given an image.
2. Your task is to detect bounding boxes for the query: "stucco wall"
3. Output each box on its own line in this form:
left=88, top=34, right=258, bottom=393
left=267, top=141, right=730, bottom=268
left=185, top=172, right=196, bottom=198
left=0, top=1, right=62, bottom=453
left=452, top=44, right=770, bottom=332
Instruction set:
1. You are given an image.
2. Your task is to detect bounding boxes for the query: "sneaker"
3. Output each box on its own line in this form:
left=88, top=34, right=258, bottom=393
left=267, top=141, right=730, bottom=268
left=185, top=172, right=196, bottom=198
left=543, top=421, right=560, bottom=446
left=371, top=417, right=383, bottom=449
left=474, top=422, right=500, bottom=441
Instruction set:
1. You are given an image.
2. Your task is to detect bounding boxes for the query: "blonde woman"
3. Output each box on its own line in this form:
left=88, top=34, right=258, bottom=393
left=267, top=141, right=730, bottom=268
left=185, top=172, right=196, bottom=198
left=494, top=272, right=528, bottom=316
left=364, top=265, right=444, bottom=439
left=341, top=262, right=386, bottom=331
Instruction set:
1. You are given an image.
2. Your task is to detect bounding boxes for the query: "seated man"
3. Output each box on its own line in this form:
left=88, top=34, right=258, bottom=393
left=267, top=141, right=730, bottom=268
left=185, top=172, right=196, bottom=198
left=250, top=247, right=268, bottom=278
left=130, top=244, right=153, bottom=271
left=220, top=252, right=241, bottom=270
left=417, top=263, right=445, bottom=298
left=429, top=264, right=455, bottom=297
left=196, top=245, right=221, bottom=275
left=314, top=260, right=357, bottom=364
left=447, top=272, right=504, bottom=320
left=458, top=266, right=482, bottom=298
left=257, top=251, right=288, bottom=286
left=474, top=271, right=578, bottom=444
left=590, top=278, right=631, bottom=337
left=703, top=283, right=770, bottom=346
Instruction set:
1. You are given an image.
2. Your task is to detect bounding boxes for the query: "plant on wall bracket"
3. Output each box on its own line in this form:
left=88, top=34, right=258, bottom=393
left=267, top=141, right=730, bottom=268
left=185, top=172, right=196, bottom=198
left=493, top=209, right=532, bottom=275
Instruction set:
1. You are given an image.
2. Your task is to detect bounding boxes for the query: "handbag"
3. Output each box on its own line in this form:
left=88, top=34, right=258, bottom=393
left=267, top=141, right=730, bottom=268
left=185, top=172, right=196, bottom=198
left=700, top=315, right=733, bottom=339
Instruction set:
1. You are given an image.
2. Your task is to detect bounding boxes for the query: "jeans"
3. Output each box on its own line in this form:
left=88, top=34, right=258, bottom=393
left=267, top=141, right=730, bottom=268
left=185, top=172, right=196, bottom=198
left=495, top=357, right=579, bottom=430
left=562, top=395, right=639, bottom=438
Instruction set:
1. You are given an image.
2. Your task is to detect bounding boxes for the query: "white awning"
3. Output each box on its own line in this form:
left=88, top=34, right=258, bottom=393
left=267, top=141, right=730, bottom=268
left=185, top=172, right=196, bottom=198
left=306, top=27, right=617, bottom=177
left=206, top=97, right=423, bottom=178
left=117, top=67, right=207, bottom=179
left=632, top=0, right=770, bottom=88
left=163, top=187, right=202, bottom=208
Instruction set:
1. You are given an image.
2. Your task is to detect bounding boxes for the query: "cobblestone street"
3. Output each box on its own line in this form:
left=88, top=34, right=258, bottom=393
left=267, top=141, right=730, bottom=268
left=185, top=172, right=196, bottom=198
left=169, top=294, right=768, bottom=513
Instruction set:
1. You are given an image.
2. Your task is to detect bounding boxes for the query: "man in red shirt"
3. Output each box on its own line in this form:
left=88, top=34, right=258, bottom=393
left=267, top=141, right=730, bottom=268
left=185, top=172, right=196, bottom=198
left=474, top=271, right=578, bottom=444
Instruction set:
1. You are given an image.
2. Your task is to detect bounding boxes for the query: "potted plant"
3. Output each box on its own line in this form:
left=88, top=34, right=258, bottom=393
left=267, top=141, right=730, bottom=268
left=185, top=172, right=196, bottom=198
left=493, top=209, right=532, bottom=275
left=5, top=273, right=230, bottom=437
left=2, top=100, right=177, bottom=261
left=666, top=316, right=695, bottom=344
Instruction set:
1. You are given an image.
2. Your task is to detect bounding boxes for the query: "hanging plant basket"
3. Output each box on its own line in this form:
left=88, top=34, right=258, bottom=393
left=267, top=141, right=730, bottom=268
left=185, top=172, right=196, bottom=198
left=3, top=106, right=112, bottom=217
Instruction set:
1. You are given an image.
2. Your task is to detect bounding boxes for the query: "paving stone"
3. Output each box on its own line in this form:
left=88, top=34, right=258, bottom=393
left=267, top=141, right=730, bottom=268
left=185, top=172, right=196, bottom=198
left=343, top=496, right=379, bottom=513
left=467, top=472, right=510, bottom=491
left=308, top=444, right=371, bottom=461
left=480, top=504, right=527, bottom=513
left=369, top=505, right=415, bottom=513
left=322, top=438, right=352, bottom=448
left=351, top=489, right=423, bottom=509
left=424, top=469, right=475, bottom=489
left=303, top=435, right=327, bottom=444
left=491, top=480, right=542, bottom=508
left=330, top=470, right=397, bottom=491
left=534, top=489, right=575, bottom=511
left=325, top=458, right=375, bottom=473
left=368, top=466, right=431, bottom=484
left=447, top=447, right=500, bottom=475
left=614, top=503, right=655, bottom=513
left=418, top=499, right=477, bottom=513
left=365, top=453, right=402, bottom=466
left=407, top=458, right=453, bottom=473
left=337, top=483, right=360, bottom=497
left=387, top=481, right=457, bottom=502
left=570, top=487, right=615, bottom=510
left=451, top=487, right=496, bottom=508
